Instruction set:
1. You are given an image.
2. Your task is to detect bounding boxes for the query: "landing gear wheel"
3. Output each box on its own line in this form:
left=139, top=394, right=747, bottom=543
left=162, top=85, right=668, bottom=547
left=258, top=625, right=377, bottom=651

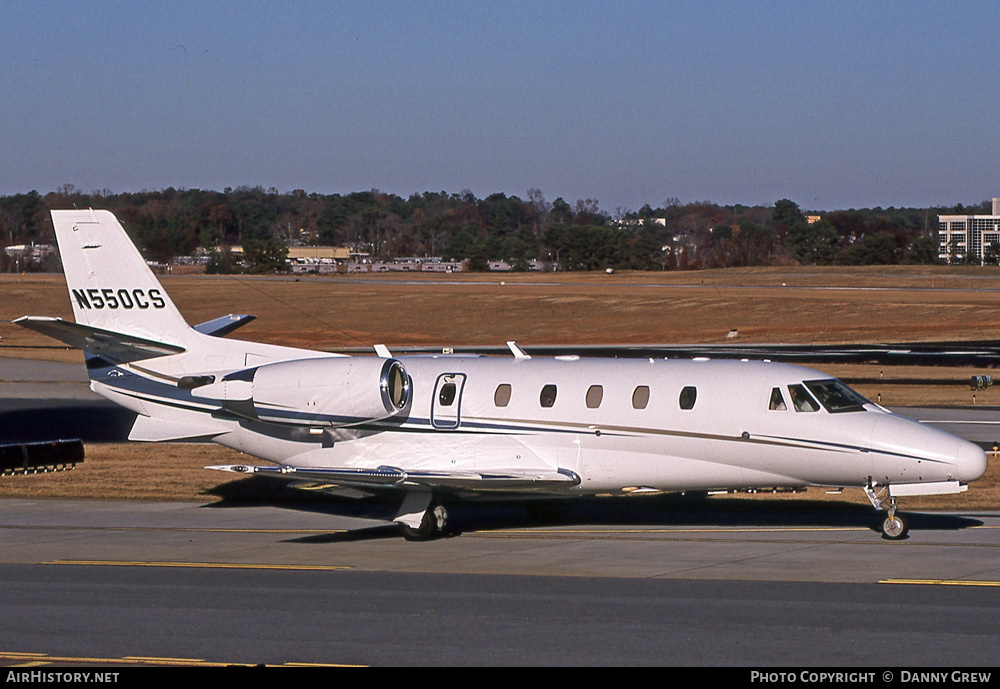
left=400, top=504, right=449, bottom=541
left=881, top=513, right=908, bottom=540
left=864, top=484, right=909, bottom=541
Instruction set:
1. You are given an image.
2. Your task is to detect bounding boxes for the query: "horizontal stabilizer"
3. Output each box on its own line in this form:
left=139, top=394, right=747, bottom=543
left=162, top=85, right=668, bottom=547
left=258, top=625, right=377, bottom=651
left=14, top=316, right=185, bottom=363
left=207, top=464, right=582, bottom=493
left=192, top=314, right=257, bottom=337
left=128, top=415, right=227, bottom=443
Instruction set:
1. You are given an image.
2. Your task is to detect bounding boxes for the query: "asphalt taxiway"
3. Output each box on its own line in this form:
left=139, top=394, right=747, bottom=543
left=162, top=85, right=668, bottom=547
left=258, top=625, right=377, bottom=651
left=1, top=498, right=998, bottom=666
left=2, top=356, right=999, bottom=665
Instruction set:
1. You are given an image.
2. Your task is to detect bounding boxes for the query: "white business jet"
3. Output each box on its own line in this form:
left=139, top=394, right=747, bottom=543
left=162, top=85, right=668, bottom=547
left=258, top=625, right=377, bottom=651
left=16, top=210, right=988, bottom=540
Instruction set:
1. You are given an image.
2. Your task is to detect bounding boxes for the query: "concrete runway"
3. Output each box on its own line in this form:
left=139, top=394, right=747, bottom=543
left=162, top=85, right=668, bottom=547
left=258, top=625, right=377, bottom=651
left=1, top=498, right=998, bottom=666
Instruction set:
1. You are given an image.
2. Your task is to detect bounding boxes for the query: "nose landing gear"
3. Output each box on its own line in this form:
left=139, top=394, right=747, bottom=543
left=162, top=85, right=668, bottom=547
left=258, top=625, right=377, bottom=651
left=864, top=480, right=909, bottom=540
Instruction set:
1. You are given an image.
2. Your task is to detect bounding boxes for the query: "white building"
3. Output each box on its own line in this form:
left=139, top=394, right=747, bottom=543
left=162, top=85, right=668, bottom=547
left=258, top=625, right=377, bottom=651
left=3, top=243, right=57, bottom=270
left=939, top=198, right=1000, bottom=264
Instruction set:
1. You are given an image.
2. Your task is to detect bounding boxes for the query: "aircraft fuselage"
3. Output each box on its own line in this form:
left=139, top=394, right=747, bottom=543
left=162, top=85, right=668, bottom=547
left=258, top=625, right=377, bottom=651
left=94, top=353, right=986, bottom=497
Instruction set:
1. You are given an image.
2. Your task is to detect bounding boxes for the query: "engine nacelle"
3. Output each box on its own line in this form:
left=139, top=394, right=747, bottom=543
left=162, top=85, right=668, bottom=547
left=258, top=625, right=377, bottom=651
left=206, top=357, right=410, bottom=427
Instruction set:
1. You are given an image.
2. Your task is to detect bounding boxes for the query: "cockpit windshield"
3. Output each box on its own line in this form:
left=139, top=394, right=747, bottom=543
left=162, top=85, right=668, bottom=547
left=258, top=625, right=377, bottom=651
left=803, top=379, right=871, bottom=413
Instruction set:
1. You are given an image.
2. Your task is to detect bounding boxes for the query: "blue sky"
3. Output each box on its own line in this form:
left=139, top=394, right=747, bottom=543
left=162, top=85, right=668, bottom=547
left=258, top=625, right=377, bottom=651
left=2, top=0, right=997, bottom=211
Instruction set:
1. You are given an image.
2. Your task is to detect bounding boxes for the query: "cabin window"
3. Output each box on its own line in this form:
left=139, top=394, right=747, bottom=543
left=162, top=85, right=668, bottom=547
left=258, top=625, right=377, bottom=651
left=679, top=386, right=697, bottom=410
left=769, top=387, right=787, bottom=411
left=586, top=385, right=603, bottom=409
left=494, top=384, right=512, bottom=408
left=632, top=386, right=650, bottom=410
left=438, top=383, right=457, bottom=406
left=540, top=384, right=557, bottom=408
left=787, top=384, right=820, bottom=412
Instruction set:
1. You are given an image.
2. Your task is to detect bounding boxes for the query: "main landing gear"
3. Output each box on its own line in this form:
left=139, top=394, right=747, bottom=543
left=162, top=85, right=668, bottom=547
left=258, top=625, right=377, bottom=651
left=394, top=491, right=449, bottom=541
left=400, top=504, right=449, bottom=541
left=863, top=481, right=909, bottom=540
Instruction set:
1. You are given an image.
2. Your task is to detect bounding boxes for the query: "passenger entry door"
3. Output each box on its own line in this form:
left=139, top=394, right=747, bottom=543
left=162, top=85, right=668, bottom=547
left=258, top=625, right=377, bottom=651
left=431, top=373, right=466, bottom=430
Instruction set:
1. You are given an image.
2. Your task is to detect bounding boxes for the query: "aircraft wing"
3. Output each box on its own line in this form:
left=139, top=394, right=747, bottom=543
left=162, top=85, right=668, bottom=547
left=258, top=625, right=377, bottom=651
left=14, top=316, right=185, bottom=363
left=207, top=464, right=581, bottom=493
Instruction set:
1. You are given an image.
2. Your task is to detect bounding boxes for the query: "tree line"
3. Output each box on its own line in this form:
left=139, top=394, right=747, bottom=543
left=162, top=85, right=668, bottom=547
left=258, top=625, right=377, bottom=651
left=1, top=185, right=992, bottom=273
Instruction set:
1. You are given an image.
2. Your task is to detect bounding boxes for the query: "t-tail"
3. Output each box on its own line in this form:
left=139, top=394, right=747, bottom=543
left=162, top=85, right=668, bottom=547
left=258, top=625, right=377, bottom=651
left=15, top=210, right=344, bottom=444
left=15, top=209, right=324, bottom=378
left=51, top=209, right=196, bottom=348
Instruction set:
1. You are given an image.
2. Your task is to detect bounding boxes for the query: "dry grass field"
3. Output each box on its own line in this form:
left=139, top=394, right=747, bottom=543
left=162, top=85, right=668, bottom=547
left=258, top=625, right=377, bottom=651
left=6, top=266, right=1000, bottom=354
left=2, top=266, right=999, bottom=512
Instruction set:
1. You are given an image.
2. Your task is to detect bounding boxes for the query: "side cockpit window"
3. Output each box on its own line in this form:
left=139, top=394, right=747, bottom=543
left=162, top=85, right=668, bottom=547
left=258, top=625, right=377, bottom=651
left=804, top=379, right=870, bottom=413
left=787, top=384, right=820, bottom=412
left=769, top=387, right=787, bottom=411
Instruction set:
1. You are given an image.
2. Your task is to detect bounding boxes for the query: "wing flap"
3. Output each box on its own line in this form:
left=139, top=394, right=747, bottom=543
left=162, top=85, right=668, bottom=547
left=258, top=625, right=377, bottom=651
left=14, top=316, right=184, bottom=363
left=207, top=464, right=581, bottom=493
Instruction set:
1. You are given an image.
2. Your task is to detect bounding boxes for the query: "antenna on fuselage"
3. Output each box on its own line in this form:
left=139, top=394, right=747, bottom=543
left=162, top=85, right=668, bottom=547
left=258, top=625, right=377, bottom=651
left=507, top=341, right=531, bottom=359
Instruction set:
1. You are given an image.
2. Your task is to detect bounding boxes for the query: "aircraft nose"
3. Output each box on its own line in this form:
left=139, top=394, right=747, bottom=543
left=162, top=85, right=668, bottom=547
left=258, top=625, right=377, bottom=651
left=870, top=415, right=987, bottom=484
left=955, top=440, right=988, bottom=483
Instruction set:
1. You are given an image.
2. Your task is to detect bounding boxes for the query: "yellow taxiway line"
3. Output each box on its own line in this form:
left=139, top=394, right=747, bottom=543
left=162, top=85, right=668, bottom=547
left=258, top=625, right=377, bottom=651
left=44, top=560, right=349, bottom=571
left=0, top=651, right=361, bottom=667
left=880, top=578, right=1000, bottom=587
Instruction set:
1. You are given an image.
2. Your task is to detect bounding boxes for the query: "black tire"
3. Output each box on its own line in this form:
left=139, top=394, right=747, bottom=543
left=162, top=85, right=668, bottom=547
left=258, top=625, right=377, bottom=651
left=400, top=512, right=435, bottom=541
left=881, top=514, right=909, bottom=540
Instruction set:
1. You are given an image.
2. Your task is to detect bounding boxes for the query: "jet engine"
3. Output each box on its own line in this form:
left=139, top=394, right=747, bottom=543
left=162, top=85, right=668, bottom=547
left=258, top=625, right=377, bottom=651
left=194, top=357, right=410, bottom=427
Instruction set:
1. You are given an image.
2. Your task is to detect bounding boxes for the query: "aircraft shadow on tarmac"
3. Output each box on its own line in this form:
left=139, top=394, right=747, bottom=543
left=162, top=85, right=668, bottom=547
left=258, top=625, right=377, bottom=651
left=205, top=476, right=987, bottom=542
left=0, top=401, right=136, bottom=443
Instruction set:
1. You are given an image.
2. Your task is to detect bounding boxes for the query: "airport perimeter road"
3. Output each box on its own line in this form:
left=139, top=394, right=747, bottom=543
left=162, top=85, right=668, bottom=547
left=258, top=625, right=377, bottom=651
left=1, top=499, right=998, bottom=666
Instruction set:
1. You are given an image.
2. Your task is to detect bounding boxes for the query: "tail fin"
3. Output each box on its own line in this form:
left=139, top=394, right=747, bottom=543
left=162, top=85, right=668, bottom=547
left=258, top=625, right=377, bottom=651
left=52, top=209, right=197, bottom=347
left=43, top=209, right=322, bottom=374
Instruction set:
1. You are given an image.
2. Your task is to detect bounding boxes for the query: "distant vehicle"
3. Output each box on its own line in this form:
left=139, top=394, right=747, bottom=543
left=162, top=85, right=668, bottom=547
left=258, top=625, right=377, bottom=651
left=16, top=210, right=987, bottom=540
